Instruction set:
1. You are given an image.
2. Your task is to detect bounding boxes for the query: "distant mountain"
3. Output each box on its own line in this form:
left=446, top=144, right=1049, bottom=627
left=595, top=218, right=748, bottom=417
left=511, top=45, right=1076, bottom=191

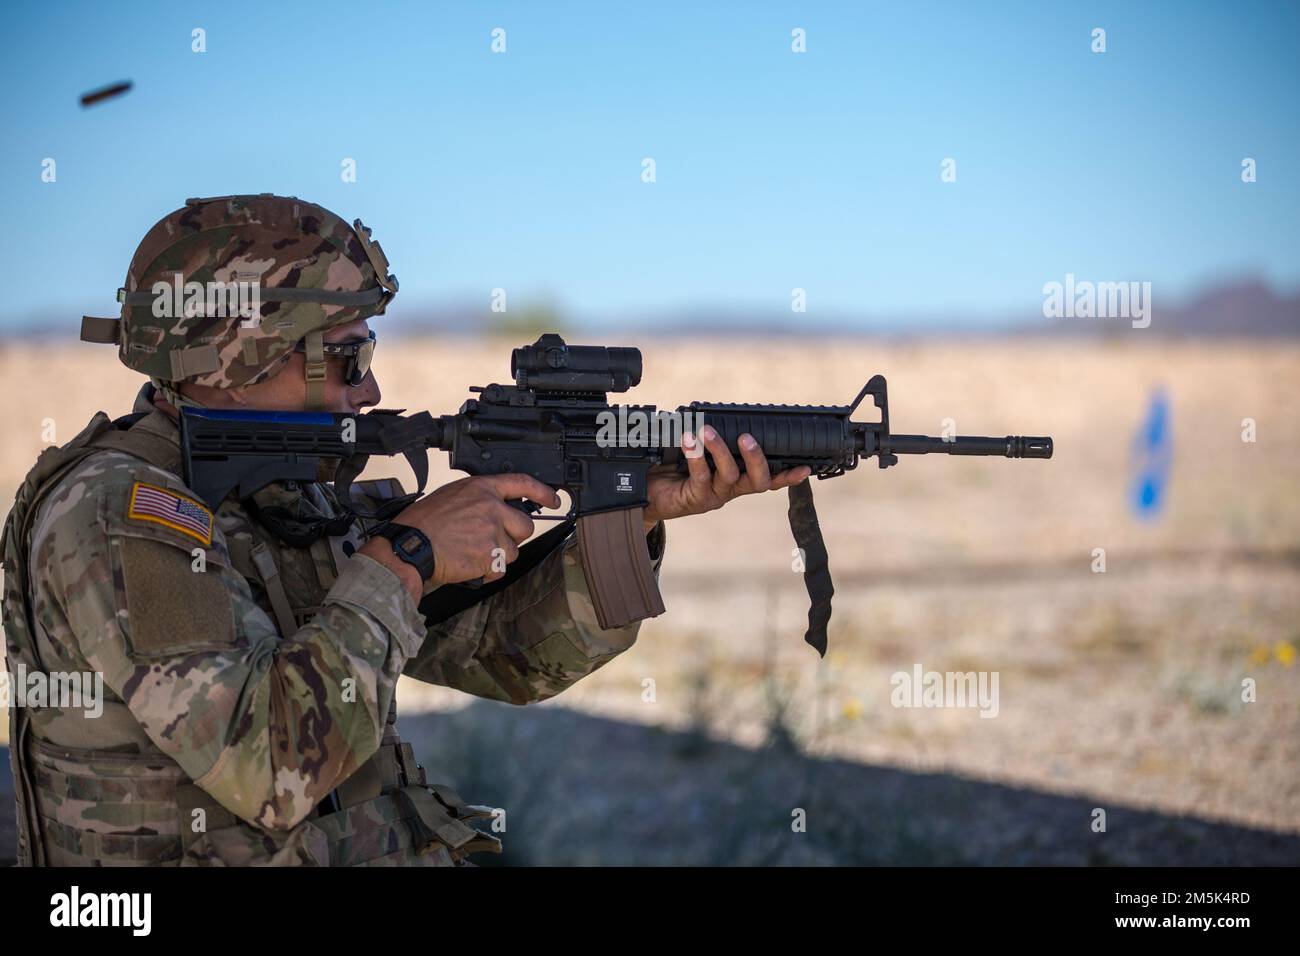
left=1164, top=279, right=1300, bottom=336
left=1020, top=278, right=1300, bottom=338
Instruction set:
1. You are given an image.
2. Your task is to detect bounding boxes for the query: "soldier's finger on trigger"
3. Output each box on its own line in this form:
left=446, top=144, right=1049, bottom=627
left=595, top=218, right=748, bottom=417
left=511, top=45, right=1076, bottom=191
left=486, top=472, right=560, bottom=509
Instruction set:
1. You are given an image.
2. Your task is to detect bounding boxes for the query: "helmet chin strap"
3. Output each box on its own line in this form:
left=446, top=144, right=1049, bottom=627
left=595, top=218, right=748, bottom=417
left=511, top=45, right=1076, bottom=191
left=303, top=329, right=329, bottom=411
left=151, top=377, right=205, bottom=410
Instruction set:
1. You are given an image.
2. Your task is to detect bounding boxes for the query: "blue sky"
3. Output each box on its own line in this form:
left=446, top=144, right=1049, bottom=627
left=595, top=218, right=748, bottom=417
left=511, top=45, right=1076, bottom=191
left=1, top=0, right=1297, bottom=330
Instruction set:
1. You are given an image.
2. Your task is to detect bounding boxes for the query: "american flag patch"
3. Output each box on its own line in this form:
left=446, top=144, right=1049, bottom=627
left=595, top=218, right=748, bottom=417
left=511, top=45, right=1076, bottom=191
left=127, top=482, right=214, bottom=545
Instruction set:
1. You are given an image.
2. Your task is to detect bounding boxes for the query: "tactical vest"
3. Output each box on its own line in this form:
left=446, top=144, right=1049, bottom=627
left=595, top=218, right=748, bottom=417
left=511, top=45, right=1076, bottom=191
left=2, top=410, right=499, bottom=866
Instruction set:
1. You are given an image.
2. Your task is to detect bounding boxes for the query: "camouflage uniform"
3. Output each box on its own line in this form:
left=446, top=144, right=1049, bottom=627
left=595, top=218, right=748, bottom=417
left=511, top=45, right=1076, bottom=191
left=2, top=196, right=665, bottom=865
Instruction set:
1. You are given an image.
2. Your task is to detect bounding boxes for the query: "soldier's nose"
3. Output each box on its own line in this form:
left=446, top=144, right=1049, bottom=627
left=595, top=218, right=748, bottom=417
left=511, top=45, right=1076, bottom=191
left=354, top=371, right=381, bottom=410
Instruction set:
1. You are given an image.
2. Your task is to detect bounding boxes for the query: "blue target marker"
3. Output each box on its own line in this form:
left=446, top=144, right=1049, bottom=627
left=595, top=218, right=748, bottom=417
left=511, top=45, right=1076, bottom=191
left=1130, top=387, right=1172, bottom=519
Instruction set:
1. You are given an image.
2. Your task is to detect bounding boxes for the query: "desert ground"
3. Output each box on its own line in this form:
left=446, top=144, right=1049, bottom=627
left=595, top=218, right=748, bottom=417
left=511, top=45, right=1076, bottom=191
left=2, top=335, right=1298, bottom=864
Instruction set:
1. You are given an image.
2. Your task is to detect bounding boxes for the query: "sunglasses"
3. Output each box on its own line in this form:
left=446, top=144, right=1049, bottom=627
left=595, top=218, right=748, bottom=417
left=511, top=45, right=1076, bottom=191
left=293, top=330, right=376, bottom=387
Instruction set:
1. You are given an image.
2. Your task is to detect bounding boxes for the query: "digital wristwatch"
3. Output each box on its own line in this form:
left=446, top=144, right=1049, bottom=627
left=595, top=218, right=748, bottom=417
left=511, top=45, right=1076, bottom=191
left=373, top=522, right=436, bottom=583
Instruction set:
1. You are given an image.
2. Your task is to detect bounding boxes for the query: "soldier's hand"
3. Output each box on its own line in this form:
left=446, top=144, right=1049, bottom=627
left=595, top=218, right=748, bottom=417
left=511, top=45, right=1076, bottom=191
left=642, top=426, right=812, bottom=532
left=360, top=474, right=559, bottom=598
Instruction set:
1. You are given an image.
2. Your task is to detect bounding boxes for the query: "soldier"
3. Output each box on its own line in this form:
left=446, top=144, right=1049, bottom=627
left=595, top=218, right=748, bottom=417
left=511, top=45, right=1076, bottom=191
left=2, top=194, right=810, bottom=866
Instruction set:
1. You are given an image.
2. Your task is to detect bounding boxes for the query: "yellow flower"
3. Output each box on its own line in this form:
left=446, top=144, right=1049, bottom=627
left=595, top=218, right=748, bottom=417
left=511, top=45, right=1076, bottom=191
left=1249, top=645, right=1271, bottom=666
left=1275, top=641, right=1296, bottom=667
left=841, top=698, right=863, bottom=720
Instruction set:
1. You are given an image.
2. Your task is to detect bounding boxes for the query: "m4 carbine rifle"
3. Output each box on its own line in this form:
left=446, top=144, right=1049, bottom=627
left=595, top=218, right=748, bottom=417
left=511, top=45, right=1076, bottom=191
left=179, top=334, right=1052, bottom=655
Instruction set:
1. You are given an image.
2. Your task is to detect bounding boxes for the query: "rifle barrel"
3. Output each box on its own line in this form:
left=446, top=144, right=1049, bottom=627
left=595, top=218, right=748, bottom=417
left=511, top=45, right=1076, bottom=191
left=888, top=435, right=1053, bottom=458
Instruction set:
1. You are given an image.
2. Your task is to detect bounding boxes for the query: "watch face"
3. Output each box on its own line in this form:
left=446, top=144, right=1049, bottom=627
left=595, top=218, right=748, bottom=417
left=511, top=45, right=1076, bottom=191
left=384, top=524, right=434, bottom=581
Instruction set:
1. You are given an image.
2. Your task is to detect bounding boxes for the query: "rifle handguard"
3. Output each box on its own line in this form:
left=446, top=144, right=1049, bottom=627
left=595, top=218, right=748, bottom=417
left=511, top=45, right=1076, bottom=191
left=575, top=507, right=666, bottom=629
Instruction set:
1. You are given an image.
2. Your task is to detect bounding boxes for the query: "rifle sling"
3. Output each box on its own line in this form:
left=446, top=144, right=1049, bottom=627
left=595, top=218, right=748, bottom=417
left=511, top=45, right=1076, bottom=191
left=788, top=480, right=833, bottom=657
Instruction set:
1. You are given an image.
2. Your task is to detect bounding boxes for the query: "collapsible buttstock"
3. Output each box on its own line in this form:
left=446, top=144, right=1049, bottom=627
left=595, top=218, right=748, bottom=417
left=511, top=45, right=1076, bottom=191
left=575, top=507, right=666, bottom=629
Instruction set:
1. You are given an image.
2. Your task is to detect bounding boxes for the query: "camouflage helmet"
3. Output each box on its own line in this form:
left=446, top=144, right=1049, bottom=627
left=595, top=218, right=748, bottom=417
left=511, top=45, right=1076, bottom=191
left=80, top=193, right=398, bottom=408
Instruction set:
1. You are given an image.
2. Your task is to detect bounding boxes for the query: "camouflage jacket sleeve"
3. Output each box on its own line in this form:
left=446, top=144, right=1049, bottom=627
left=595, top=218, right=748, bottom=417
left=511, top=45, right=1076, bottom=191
left=29, top=452, right=427, bottom=831
left=402, top=522, right=666, bottom=704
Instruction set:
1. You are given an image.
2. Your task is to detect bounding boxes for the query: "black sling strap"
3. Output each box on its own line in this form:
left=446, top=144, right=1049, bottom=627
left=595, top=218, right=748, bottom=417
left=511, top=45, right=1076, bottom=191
left=787, top=481, right=833, bottom=657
